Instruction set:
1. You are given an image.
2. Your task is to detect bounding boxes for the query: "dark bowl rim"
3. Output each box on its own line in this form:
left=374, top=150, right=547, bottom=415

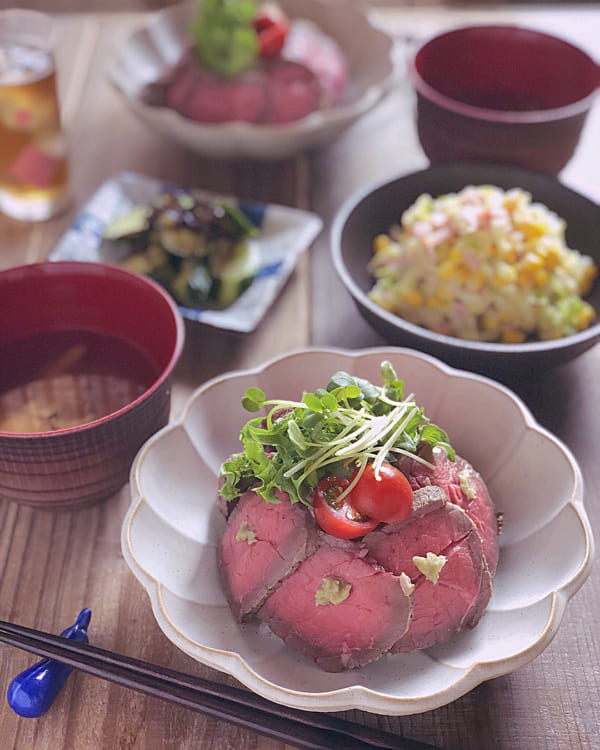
left=0, top=260, right=186, bottom=440
left=408, top=24, right=600, bottom=124
left=330, top=162, right=600, bottom=358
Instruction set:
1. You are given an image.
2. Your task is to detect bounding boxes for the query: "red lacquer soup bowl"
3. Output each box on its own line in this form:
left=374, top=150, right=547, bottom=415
left=408, top=25, right=600, bottom=175
left=0, top=261, right=185, bottom=508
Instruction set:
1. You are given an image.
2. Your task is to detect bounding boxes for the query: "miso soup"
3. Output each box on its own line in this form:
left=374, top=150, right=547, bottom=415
left=0, top=328, right=159, bottom=433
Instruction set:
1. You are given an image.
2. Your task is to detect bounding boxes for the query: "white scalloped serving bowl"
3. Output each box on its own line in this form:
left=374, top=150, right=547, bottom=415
left=121, top=347, right=594, bottom=715
left=107, top=0, right=400, bottom=160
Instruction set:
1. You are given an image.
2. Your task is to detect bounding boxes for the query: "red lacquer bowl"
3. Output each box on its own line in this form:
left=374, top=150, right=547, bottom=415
left=0, top=261, right=185, bottom=509
left=408, top=25, right=600, bottom=175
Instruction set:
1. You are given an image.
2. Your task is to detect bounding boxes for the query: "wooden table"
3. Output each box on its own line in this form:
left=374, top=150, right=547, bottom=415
left=1, top=5, right=599, bottom=749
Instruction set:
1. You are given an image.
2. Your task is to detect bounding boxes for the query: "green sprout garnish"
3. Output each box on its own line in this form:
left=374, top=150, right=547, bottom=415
left=219, top=361, right=454, bottom=507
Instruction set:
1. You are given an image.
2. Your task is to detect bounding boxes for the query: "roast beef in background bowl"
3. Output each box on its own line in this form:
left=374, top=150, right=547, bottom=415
left=107, top=0, right=400, bottom=160
left=0, top=261, right=185, bottom=509
left=408, top=24, right=599, bottom=175
left=330, top=162, right=600, bottom=379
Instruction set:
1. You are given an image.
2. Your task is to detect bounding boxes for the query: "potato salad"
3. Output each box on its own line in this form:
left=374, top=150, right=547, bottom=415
left=368, top=185, right=597, bottom=342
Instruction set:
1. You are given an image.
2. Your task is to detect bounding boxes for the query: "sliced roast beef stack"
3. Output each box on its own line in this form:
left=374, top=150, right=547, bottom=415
left=148, top=21, right=349, bottom=126
left=165, top=57, right=323, bottom=125
left=217, top=449, right=500, bottom=672
left=258, top=537, right=414, bottom=672
left=364, top=485, right=492, bottom=653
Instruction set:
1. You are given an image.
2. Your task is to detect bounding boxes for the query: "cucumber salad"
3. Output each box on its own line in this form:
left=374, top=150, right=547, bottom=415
left=103, top=190, right=260, bottom=309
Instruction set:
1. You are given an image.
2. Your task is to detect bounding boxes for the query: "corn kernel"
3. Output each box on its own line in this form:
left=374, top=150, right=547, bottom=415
left=520, top=252, right=544, bottom=273
left=426, top=293, right=447, bottom=309
left=576, top=305, right=595, bottom=330
left=580, top=264, right=598, bottom=295
left=373, top=234, right=392, bottom=253
left=481, top=313, right=500, bottom=333
left=498, top=245, right=517, bottom=264
left=466, top=270, right=487, bottom=291
left=448, top=247, right=464, bottom=263
left=370, top=293, right=395, bottom=313
left=503, top=190, right=522, bottom=211
left=400, top=289, right=424, bottom=307
left=519, top=221, right=546, bottom=240
left=501, top=329, right=526, bottom=344
left=543, top=244, right=561, bottom=270
left=437, top=260, right=457, bottom=280
left=533, top=268, right=549, bottom=287
left=493, top=263, right=517, bottom=285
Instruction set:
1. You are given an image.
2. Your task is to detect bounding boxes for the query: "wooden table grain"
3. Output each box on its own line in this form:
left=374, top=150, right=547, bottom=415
left=1, top=6, right=599, bottom=750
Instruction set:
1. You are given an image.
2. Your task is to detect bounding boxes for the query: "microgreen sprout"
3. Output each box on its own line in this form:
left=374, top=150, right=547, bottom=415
left=219, top=361, right=454, bottom=507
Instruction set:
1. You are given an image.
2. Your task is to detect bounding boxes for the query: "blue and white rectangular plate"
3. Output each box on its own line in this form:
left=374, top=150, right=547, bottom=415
left=49, top=172, right=323, bottom=333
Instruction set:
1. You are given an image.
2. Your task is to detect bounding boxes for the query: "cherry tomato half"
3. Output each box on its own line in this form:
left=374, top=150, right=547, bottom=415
left=253, top=6, right=289, bottom=59
left=349, top=462, right=413, bottom=524
left=312, top=477, right=379, bottom=540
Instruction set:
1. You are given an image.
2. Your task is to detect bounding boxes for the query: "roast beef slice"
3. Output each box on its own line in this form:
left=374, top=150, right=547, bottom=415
left=397, top=448, right=499, bottom=576
left=365, top=501, right=492, bottom=652
left=217, top=490, right=319, bottom=622
left=258, top=541, right=414, bottom=672
left=165, top=53, right=320, bottom=125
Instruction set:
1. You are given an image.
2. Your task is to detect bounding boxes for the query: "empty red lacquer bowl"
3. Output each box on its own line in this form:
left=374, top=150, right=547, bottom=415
left=408, top=25, right=600, bottom=175
left=0, top=261, right=185, bottom=509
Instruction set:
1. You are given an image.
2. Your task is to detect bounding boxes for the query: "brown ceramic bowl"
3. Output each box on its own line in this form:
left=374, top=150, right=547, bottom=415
left=331, top=162, right=600, bottom=379
left=0, top=261, right=185, bottom=509
left=408, top=25, right=600, bottom=175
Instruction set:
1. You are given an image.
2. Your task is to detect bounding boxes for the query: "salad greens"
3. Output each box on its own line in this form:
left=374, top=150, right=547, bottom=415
left=219, top=361, right=454, bottom=507
left=190, top=0, right=259, bottom=76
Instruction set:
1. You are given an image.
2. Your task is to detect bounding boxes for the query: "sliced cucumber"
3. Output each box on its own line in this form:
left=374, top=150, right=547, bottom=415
left=211, top=239, right=261, bottom=308
left=105, top=191, right=262, bottom=310
left=159, top=227, right=210, bottom=258
left=169, top=259, right=209, bottom=307
left=121, top=243, right=169, bottom=275
left=216, top=201, right=260, bottom=239
left=103, top=205, right=150, bottom=241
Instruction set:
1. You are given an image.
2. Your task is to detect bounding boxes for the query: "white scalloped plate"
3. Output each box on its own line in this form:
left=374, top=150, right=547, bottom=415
left=107, top=0, right=401, bottom=160
left=121, top=347, right=594, bottom=715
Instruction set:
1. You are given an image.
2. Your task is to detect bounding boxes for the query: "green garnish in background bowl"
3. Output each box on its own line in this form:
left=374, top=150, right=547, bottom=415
left=190, top=0, right=260, bottom=76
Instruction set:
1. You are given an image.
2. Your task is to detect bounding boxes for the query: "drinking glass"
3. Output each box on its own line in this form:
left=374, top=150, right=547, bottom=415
left=0, top=9, right=70, bottom=221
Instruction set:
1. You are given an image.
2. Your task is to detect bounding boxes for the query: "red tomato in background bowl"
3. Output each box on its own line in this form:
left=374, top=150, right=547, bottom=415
left=254, top=4, right=290, bottom=59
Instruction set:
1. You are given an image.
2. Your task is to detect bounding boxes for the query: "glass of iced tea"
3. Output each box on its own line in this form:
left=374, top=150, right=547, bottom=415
left=0, top=9, right=70, bottom=221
